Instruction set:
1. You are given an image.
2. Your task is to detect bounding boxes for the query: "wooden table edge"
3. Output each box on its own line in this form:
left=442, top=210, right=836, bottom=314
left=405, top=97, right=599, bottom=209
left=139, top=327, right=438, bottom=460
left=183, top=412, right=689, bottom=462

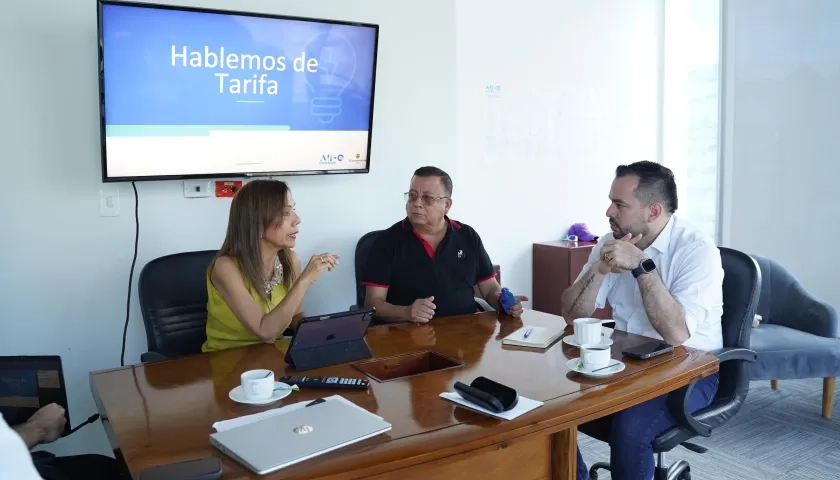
left=237, top=355, right=720, bottom=480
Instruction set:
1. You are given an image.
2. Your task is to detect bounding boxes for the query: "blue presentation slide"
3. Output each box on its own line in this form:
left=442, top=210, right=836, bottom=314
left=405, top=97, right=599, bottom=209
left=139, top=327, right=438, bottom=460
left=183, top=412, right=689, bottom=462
left=100, top=4, right=377, bottom=179
left=102, top=4, right=376, bottom=134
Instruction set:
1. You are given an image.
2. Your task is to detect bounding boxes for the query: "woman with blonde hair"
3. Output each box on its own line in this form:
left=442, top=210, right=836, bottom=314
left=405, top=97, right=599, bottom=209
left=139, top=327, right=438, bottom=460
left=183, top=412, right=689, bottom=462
left=202, top=179, right=339, bottom=352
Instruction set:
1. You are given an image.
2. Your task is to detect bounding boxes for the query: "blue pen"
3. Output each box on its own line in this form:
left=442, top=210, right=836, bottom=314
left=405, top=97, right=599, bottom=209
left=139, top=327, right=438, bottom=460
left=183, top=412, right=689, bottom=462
left=523, top=327, right=534, bottom=339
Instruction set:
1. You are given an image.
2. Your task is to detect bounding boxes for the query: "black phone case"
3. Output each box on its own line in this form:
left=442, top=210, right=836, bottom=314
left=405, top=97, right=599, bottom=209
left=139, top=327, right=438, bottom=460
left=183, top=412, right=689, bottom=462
left=454, top=381, right=505, bottom=412
left=454, top=377, right=519, bottom=412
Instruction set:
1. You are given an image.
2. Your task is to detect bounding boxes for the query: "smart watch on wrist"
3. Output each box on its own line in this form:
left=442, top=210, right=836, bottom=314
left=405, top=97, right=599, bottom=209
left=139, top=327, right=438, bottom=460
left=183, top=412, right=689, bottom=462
left=632, top=258, right=656, bottom=278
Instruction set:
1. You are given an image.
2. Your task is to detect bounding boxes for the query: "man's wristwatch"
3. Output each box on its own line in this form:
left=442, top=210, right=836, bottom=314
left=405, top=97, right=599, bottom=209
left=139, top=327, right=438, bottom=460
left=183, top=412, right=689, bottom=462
left=632, top=258, right=656, bottom=278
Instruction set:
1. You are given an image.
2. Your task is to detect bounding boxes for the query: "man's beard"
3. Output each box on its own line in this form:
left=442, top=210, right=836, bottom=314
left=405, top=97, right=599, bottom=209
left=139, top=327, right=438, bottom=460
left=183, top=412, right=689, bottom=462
left=610, top=219, right=647, bottom=239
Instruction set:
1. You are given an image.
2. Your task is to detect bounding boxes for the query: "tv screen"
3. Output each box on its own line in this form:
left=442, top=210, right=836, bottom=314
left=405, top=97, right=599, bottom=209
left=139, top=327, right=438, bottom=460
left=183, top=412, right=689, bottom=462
left=97, top=1, right=379, bottom=182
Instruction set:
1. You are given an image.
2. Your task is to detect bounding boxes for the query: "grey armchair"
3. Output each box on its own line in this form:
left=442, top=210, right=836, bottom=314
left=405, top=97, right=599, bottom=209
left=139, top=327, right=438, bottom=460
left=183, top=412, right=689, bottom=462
left=749, top=254, right=840, bottom=418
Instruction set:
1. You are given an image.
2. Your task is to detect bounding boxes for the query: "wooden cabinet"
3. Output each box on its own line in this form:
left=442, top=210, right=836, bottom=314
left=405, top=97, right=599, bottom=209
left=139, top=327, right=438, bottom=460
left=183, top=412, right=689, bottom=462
left=532, top=241, right=612, bottom=319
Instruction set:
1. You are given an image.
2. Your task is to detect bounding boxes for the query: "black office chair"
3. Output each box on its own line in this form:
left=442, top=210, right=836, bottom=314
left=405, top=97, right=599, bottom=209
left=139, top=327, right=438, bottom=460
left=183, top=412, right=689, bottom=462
left=35, top=464, right=70, bottom=480
left=584, top=247, right=761, bottom=480
left=351, top=230, right=384, bottom=310
left=350, top=230, right=494, bottom=316
left=138, top=250, right=217, bottom=362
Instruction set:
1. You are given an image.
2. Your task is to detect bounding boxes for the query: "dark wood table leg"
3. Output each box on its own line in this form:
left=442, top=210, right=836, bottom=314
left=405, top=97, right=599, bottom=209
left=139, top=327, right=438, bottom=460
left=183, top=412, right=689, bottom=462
left=551, top=427, right=578, bottom=479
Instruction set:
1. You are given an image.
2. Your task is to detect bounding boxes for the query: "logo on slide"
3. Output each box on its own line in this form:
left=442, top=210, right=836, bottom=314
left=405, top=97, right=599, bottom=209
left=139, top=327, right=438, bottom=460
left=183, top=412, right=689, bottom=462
left=319, top=154, right=344, bottom=165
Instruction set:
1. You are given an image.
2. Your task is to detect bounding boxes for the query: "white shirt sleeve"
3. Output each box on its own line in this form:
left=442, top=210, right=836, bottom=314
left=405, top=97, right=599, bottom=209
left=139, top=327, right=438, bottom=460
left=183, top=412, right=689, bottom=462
left=573, top=235, right=613, bottom=309
left=0, top=414, right=43, bottom=480
left=669, top=242, right=724, bottom=338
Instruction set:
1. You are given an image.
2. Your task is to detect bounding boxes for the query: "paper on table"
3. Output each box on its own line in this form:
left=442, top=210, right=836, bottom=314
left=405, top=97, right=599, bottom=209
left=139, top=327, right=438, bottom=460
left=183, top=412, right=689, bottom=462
left=439, top=392, right=544, bottom=420
left=502, top=325, right=565, bottom=348
left=213, top=394, right=382, bottom=432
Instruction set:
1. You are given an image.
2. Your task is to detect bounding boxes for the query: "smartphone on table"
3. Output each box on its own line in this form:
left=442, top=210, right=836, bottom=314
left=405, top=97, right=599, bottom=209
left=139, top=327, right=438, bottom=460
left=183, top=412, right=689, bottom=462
left=621, top=341, right=674, bottom=360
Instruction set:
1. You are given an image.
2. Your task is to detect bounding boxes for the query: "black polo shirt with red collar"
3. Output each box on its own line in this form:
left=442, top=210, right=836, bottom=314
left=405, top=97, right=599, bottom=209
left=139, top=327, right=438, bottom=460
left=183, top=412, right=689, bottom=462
left=363, top=217, right=497, bottom=318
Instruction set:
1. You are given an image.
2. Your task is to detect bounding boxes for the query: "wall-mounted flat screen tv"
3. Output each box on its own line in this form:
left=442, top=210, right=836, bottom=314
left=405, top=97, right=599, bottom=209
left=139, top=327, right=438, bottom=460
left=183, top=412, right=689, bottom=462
left=97, top=1, right=379, bottom=182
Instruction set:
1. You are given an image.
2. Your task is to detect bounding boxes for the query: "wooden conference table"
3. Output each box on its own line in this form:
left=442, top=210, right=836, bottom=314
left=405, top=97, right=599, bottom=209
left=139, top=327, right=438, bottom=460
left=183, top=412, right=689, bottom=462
left=90, top=310, right=718, bottom=479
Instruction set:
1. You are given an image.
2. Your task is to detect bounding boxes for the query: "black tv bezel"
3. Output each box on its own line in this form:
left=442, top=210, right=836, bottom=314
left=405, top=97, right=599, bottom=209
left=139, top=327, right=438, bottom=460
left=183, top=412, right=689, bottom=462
left=96, top=0, right=380, bottom=183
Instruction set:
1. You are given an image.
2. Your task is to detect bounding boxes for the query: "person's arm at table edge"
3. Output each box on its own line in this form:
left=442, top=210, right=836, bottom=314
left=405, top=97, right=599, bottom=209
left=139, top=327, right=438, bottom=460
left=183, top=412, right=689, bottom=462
left=478, top=277, right=503, bottom=311
left=12, top=422, right=43, bottom=449
left=472, top=228, right=504, bottom=311
left=560, top=265, right=608, bottom=324
left=636, top=242, right=720, bottom=346
left=364, top=285, right=412, bottom=322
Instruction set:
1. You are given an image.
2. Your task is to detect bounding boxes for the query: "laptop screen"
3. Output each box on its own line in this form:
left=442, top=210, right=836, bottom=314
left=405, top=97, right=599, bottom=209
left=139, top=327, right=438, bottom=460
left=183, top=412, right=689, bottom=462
left=0, top=356, right=70, bottom=432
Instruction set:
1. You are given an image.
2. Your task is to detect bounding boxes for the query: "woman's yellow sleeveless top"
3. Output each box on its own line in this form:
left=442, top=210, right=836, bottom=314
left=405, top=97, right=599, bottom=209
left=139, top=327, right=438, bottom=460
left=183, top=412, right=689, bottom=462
left=202, top=261, right=288, bottom=353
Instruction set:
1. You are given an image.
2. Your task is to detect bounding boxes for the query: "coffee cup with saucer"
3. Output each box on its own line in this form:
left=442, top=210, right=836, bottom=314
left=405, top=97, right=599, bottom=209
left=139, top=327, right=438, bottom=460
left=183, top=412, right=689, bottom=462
left=229, top=369, right=294, bottom=405
left=563, top=317, right=614, bottom=348
left=570, top=318, right=612, bottom=345
left=566, top=343, right=626, bottom=378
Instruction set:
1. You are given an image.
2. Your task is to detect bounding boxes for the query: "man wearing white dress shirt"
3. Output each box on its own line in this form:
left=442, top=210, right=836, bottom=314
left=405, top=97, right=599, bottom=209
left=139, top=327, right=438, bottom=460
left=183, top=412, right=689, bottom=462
left=560, top=161, right=723, bottom=480
left=0, top=412, right=45, bottom=479
left=1, top=402, right=120, bottom=479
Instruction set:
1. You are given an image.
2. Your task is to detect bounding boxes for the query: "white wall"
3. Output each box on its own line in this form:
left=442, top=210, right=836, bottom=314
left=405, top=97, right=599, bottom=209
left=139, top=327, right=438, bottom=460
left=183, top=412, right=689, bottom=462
left=721, top=0, right=839, bottom=309
left=1, top=0, right=662, bottom=456
left=0, top=0, right=455, bottom=456
left=455, top=0, right=661, bottom=299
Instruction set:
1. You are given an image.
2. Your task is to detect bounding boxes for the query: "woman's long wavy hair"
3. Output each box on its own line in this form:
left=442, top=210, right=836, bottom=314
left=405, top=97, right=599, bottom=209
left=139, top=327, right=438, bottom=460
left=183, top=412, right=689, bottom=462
left=214, top=179, right=297, bottom=302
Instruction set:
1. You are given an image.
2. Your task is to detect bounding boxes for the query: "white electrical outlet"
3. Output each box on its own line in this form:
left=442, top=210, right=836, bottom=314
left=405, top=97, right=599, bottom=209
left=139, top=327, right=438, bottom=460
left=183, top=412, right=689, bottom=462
left=183, top=180, right=212, bottom=198
left=99, top=188, right=120, bottom=217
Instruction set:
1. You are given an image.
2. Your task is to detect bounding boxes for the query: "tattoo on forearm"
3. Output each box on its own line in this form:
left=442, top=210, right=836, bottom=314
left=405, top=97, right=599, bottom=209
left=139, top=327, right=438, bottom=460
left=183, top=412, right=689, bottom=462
left=569, top=271, right=595, bottom=313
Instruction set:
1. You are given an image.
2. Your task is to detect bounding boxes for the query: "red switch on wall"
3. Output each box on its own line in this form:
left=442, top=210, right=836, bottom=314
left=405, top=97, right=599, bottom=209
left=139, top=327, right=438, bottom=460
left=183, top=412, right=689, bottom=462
left=215, top=181, right=242, bottom=198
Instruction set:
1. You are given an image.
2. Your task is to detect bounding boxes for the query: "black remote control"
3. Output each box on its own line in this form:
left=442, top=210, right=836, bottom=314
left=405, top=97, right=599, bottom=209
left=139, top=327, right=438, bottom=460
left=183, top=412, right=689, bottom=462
left=278, top=376, right=370, bottom=390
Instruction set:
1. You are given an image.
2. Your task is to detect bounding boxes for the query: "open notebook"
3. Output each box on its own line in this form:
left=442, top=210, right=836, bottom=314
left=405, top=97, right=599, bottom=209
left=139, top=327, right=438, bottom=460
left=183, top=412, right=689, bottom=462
left=501, top=325, right=565, bottom=349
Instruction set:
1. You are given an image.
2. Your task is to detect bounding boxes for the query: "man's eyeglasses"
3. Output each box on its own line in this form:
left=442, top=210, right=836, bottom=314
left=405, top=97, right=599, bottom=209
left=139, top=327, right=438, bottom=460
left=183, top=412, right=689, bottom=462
left=404, top=192, right=449, bottom=206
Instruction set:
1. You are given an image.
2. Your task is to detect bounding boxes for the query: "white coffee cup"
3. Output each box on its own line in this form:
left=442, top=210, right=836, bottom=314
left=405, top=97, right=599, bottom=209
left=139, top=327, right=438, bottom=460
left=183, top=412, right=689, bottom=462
left=573, top=318, right=606, bottom=345
left=241, top=369, right=274, bottom=401
left=580, top=343, right=612, bottom=370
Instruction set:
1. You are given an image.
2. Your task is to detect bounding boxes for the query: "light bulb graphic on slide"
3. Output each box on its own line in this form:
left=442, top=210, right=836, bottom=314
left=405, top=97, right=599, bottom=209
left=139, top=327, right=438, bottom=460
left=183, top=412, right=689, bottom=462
left=302, top=31, right=357, bottom=124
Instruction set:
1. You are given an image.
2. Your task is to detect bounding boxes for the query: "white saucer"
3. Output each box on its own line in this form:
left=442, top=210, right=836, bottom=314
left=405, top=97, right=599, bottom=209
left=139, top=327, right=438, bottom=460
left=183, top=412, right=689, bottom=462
left=566, top=358, right=626, bottom=377
left=562, top=335, right=613, bottom=348
left=229, top=382, right=293, bottom=405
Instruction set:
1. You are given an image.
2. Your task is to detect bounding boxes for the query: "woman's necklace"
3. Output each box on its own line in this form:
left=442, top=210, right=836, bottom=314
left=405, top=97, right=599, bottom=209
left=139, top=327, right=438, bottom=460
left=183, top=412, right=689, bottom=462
left=263, top=256, right=283, bottom=297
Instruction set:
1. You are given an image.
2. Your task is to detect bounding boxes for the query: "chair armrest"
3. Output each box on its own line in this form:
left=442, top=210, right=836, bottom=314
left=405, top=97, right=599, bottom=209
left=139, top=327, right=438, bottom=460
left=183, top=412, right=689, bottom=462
left=713, top=347, right=758, bottom=364
left=36, top=465, right=70, bottom=480
left=666, top=381, right=713, bottom=438
left=781, top=283, right=839, bottom=338
left=31, top=451, right=56, bottom=465
left=140, top=351, right=167, bottom=363
left=475, top=297, right=494, bottom=313
left=32, top=454, right=74, bottom=479
left=666, top=347, right=757, bottom=437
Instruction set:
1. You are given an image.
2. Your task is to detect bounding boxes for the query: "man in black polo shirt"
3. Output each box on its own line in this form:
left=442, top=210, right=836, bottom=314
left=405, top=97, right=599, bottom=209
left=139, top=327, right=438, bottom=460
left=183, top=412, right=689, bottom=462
left=363, top=166, right=528, bottom=323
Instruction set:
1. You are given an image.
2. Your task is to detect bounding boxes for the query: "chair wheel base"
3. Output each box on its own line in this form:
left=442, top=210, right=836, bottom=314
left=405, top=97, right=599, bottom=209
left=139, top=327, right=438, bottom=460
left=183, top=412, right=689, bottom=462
left=589, top=461, right=690, bottom=480
left=589, top=462, right=610, bottom=480
left=655, top=461, right=691, bottom=480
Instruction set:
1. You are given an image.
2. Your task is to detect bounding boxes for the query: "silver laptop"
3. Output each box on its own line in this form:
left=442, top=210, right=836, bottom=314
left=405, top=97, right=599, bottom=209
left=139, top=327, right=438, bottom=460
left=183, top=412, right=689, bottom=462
left=210, top=399, right=391, bottom=475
